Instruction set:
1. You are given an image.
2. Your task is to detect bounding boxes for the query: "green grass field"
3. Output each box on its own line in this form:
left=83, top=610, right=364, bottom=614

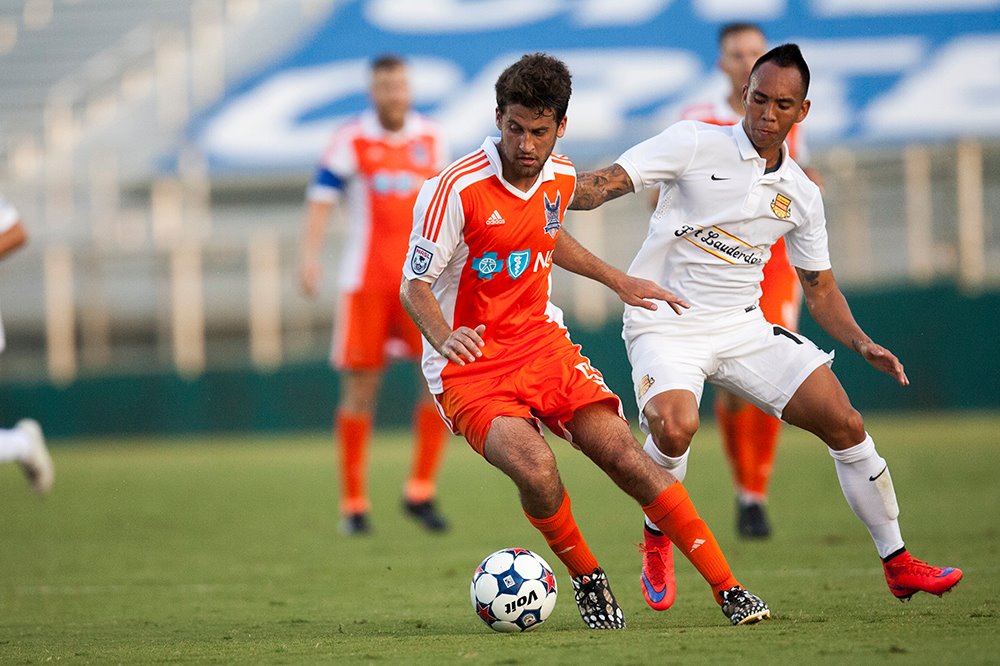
left=1, top=412, right=998, bottom=664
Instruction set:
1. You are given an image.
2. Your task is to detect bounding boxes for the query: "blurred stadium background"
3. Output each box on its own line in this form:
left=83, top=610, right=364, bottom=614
left=0, top=0, right=998, bottom=437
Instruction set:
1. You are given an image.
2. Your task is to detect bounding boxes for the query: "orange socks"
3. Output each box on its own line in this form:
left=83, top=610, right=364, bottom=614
left=405, top=402, right=448, bottom=503
left=644, top=482, right=739, bottom=602
left=525, top=491, right=599, bottom=577
left=716, top=400, right=781, bottom=500
left=745, top=407, right=780, bottom=496
left=337, top=412, right=372, bottom=515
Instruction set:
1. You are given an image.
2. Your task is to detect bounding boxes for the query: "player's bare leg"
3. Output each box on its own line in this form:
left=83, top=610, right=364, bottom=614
left=483, top=416, right=624, bottom=629
left=336, top=369, right=381, bottom=535
left=782, top=365, right=962, bottom=599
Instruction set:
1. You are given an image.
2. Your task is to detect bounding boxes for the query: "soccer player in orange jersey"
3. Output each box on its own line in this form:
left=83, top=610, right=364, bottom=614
left=678, top=23, right=822, bottom=539
left=401, top=53, right=770, bottom=629
left=299, top=55, right=450, bottom=536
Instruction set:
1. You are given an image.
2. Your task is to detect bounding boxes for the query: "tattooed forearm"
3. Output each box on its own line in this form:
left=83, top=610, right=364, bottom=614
left=569, top=164, right=634, bottom=210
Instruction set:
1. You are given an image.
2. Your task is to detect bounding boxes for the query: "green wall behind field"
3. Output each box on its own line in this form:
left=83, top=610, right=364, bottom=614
left=1, top=284, right=996, bottom=438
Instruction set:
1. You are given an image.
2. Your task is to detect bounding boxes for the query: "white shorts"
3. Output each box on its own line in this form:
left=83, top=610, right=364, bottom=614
left=625, top=306, right=833, bottom=431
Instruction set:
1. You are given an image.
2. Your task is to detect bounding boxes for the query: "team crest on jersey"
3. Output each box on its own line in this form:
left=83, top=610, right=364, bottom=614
left=472, top=252, right=504, bottom=279
left=770, top=193, right=792, bottom=219
left=410, top=246, right=433, bottom=275
left=543, top=191, right=562, bottom=237
left=507, top=250, right=530, bottom=279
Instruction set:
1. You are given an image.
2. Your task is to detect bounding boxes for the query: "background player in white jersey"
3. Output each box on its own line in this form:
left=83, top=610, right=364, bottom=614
left=299, top=55, right=450, bottom=535
left=569, top=44, right=962, bottom=612
left=676, top=22, right=821, bottom=539
left=0, top=196, right=52, bottom=495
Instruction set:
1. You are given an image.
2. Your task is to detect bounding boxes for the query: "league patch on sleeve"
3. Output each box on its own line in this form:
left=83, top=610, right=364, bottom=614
left=410, top=246, right=433, bottom=275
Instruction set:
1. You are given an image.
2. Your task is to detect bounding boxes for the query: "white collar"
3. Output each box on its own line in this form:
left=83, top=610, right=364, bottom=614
left=733, top=121, right=789, bottom=178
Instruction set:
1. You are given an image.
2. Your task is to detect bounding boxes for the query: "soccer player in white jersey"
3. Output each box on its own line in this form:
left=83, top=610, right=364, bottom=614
left=0, top=196, right=52, bottom=495
left=569, top=44, right=962, bottom=611
left=676, top=22, right=820, bottom=541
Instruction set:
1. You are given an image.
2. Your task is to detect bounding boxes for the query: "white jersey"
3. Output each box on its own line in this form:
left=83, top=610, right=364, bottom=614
left=0, top=196, right=21, bottom=353
left=615, top=120, right=830, bottom=335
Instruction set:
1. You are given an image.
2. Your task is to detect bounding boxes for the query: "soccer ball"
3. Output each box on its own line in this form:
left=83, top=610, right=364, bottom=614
left=470, top=547, right=558, bottom=632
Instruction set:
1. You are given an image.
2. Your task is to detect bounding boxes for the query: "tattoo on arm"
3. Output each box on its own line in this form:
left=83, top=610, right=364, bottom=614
left=797, top=268, right=821, bottom=288
left=569, top=164, right=634, bottom=210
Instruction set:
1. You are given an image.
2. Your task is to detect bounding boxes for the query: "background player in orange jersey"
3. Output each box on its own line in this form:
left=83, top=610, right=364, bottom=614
left=401, top=52, right=770, bottom=629
left=299, top=55, right=450, bottom=536
left=676, top=23, right=822, bottom=538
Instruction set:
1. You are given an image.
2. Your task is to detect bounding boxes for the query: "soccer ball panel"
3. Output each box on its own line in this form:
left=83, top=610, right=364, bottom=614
left=473, top=572, right=500, bottom=604
left=483, top=550, right=514, bottom=575
left=512, top=553, right=543, bottom=579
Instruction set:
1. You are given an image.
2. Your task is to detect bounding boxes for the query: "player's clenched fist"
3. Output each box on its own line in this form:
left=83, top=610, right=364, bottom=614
left=438, top=324, right=486, bottom=366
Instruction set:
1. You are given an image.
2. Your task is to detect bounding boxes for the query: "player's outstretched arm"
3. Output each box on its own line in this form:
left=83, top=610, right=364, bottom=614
left=795, top=267, right=908, bottom=386
left=400, top=277, right=485, bottom=366
left=568, top=164, right=635, bottom=210
left=553, top=232, right=688, bottom=314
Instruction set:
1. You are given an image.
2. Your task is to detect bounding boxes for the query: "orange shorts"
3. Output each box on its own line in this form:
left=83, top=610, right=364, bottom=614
left=760, top=240, right=802, bottom=331
left=434, top=337, right=625, bottom=456
left=331, top=290, right=423, bottom=370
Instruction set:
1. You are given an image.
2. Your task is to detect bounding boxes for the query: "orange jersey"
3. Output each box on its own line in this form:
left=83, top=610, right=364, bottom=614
left=403, top=138, right=577, bottom=394
left=308, top=110, right=447, bottom=293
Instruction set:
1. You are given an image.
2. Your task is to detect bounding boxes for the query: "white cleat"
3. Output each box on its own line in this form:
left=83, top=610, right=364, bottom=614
left=17, top=419, right=53, bottom=496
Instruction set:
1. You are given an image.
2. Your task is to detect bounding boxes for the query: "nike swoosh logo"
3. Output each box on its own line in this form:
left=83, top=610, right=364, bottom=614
left=641, top=573, right=667, bottom=603
left=869, top=466, right=888, bottom=481
left=710, top=174, right=730, bottom=180
left=557, top=545, right=576, bottom=554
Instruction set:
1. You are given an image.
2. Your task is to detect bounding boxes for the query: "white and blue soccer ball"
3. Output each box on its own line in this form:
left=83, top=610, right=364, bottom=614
left=470, top=547, right=558, bottom=632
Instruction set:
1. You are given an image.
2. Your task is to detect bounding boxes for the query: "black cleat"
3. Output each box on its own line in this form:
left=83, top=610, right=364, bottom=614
left=571, top=567, right=626, bottom=629
left=737, top=501, right=772, bottom=539
left=403, top=499, right=449, bottom=532
left=719, top=586, right=771, bottom=626
left=339, top=513, right=371, bottom=536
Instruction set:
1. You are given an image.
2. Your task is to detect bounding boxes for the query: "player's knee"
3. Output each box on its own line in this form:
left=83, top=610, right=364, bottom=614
left=825, top=407, right=866, bottom=449
left=518, top=448, right=561, bottom=488
left=842, top=408, right=866, bottom=444
left=648, top=414, right=697, bottom=457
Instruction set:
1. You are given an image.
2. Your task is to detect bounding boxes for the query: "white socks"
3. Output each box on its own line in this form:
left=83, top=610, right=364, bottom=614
left=829, top=434, right=904, bottom=558
left=643, top=435, right=689, bottom=532
left=0, top=426, right=32, bottom=463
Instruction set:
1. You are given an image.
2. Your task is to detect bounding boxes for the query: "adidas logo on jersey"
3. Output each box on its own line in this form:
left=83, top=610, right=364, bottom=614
left=485, top=209, right=506, bottom=226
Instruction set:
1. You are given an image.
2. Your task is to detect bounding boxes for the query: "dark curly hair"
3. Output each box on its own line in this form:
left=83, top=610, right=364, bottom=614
left=495, top=53, right=572, bottom=124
